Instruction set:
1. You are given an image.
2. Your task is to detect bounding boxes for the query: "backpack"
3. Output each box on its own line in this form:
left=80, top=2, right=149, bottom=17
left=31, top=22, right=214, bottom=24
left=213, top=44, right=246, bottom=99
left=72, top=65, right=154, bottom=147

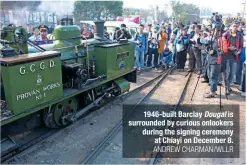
left=149, top=32, right=160, bottom=48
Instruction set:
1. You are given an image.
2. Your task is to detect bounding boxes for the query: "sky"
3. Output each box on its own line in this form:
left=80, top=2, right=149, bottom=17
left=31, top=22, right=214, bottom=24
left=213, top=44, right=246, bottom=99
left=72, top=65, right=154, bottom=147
left=123, top=0, right=246, bottom=14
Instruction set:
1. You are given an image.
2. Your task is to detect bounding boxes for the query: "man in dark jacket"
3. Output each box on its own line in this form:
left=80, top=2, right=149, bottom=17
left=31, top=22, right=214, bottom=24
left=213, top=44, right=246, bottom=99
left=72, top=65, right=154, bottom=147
left=221, top=22, right=244, bottom=94
left=205, top=29, right=222, bottom=98
left=115, top=24, right=132, bottom=41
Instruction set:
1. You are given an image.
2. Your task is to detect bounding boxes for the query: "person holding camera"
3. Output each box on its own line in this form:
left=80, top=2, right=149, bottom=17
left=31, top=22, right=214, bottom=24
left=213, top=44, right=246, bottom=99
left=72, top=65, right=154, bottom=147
left=147, top=25, right=162, bottom=70
left=205, top=29, right=223, bottom=98
left=221, top=22, right=244, bottom=95
left=175, top=27, right=189, bottom=71
left=115, top=24, right=132, bottom=41
left=134, top=24, right=148, bottom=72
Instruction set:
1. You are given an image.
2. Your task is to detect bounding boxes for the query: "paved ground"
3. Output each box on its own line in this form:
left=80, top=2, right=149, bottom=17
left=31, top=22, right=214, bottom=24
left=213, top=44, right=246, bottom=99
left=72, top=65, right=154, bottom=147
left=157, top=72, right=246, bottom=165
left=90, top=69, right=191, bottom=164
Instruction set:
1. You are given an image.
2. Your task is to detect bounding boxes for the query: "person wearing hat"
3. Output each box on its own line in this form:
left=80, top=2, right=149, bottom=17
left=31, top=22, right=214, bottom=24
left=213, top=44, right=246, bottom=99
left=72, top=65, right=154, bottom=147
left=115, top=24, right=131, bottom=41
left=36, top=25, right=53, bottom=45
left=175, top=27, right=189, bottom=71
left=39, top=25, right=49, bottom=41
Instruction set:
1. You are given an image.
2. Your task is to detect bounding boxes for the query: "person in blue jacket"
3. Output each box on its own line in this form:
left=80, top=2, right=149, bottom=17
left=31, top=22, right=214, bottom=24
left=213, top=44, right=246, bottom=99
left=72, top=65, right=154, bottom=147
left=161, top=48, right=173, bottom=69
left=134, top=24, right=148, bottom=71
left=175, top=27, right=189, bottom=71
left=239, top=45, right=246, bottom=96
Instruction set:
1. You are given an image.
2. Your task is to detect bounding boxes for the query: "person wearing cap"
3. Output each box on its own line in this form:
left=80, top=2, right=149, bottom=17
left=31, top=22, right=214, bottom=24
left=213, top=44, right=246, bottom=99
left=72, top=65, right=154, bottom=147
left=35, top=25, right=53, bottom=45
left=175, top=27, right=189, bottom=71
left=115, top=24, right=131, bottom=41
left=39, top=25, right=49, bottom=41
left=29, top=27, right=41, bottom=41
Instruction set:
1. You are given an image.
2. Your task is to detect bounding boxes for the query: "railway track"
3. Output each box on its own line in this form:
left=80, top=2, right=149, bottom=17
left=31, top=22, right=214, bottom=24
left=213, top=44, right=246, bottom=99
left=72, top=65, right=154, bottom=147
left=80, top=66, right=185, bottom=164
left=148, top=71, right=192, bottom=165
left=1, top=68, right=172, bottom=163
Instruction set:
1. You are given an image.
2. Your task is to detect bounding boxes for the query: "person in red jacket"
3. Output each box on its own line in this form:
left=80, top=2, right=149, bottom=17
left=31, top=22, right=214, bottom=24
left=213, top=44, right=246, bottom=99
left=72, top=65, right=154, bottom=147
left=220, top=22, right=243, bottom=95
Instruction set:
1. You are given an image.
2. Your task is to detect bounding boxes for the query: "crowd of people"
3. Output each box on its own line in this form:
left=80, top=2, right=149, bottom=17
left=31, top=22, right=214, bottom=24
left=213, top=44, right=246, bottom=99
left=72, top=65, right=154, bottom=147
left=25, top=17, right=246, bottom=98
left=132, top=17, right=246, bottom=98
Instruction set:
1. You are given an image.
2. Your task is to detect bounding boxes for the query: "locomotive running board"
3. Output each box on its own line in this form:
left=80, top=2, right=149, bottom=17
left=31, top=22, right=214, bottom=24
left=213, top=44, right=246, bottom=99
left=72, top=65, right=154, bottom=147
left=68, top=93, right=107, bottom=122
left=1, top=136, right=17, bottom=157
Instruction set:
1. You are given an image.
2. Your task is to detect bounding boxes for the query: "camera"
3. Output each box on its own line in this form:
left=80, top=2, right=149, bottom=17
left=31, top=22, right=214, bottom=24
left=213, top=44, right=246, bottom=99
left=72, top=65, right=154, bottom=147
left=233, top=48, right=238, bottom=56
left=211, top=12, right=224, bottom=31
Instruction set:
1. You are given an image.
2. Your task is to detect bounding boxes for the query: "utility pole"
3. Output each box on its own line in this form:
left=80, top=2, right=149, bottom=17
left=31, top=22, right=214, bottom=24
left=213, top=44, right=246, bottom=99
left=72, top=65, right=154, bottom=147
left=155, top=5, right=158, bottom=23
left=242, top=0, right=246, bottom=19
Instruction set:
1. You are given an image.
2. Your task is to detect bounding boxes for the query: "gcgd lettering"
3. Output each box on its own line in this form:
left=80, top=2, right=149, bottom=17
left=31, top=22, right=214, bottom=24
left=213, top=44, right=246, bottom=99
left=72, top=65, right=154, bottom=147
left=19, top=60, right=55, bottom=75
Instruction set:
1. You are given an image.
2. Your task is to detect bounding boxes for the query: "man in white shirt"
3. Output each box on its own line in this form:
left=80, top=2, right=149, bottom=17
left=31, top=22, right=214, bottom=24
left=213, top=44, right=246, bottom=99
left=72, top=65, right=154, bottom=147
left=147, top=25, right=161, bottom=70
left=188, top=25, right=202, bottom=75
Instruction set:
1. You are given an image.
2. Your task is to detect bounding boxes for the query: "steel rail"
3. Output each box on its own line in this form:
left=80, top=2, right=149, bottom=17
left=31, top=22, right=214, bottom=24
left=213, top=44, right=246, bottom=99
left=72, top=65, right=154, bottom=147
left=148, top=72, right=192, bottom=165
left=81, top=66, right=176, bottom=164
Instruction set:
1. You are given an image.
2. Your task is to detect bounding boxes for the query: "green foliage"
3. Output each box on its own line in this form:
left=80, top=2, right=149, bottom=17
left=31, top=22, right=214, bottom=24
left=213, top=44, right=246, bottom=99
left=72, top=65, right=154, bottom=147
left=73, top=1, right=123, bottom=23
left=123, top=8, right=141, bottom=16
left=171, top=0, right=200, bottom=24
left=0, top=1, right=41, bottom=11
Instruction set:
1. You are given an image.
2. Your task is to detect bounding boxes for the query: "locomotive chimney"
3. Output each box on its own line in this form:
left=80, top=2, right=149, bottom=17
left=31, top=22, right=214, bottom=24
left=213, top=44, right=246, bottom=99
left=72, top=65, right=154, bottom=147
left=94, top=20, right=106, bottom=41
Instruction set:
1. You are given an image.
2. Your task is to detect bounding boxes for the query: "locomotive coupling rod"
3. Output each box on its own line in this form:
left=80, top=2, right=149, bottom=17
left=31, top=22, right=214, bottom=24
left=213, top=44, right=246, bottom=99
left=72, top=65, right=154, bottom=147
left=68, top=93, right=107, bottom=122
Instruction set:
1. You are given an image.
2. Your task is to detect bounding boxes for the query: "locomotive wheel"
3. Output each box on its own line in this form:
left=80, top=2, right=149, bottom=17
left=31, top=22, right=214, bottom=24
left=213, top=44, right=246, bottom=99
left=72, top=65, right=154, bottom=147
left=43, top=97, right=78, bottom=128
left=53, top=98, right=78, bottom=127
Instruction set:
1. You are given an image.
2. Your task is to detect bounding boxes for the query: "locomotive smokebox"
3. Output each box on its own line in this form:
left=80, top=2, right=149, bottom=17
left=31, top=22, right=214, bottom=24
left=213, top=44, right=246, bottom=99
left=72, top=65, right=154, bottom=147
left=94, top=20, right=107, bottom=41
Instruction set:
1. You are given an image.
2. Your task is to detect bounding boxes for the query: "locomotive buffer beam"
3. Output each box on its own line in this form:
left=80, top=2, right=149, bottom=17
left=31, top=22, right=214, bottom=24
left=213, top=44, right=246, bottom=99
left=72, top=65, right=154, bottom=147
left=68, top=93, right=107, bottom=122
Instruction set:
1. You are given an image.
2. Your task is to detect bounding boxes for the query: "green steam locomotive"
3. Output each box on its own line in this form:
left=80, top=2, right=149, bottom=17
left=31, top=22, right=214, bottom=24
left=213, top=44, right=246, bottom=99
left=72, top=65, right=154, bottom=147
left=0, top=18, right=136, bottom=135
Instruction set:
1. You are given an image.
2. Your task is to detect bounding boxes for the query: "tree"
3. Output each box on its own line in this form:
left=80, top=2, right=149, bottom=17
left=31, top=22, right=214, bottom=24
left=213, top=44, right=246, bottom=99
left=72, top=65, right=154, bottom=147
left=158, top=10, right=169, bottom=23
left=73, top=1, right=123, bottom=23
left=171, top=0, right=200, bottom=24
left=0, top=1, right=41, bottom=11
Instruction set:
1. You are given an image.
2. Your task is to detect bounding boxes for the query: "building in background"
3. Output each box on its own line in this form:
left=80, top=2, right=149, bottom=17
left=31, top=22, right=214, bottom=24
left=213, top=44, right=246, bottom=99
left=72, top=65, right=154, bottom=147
left=0, top=10, right=58, bottom=28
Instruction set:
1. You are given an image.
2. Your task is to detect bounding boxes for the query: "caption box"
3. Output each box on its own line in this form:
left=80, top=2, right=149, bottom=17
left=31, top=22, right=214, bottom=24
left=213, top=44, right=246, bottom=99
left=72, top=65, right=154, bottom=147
left=123, top=104, right=239, bottom=158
